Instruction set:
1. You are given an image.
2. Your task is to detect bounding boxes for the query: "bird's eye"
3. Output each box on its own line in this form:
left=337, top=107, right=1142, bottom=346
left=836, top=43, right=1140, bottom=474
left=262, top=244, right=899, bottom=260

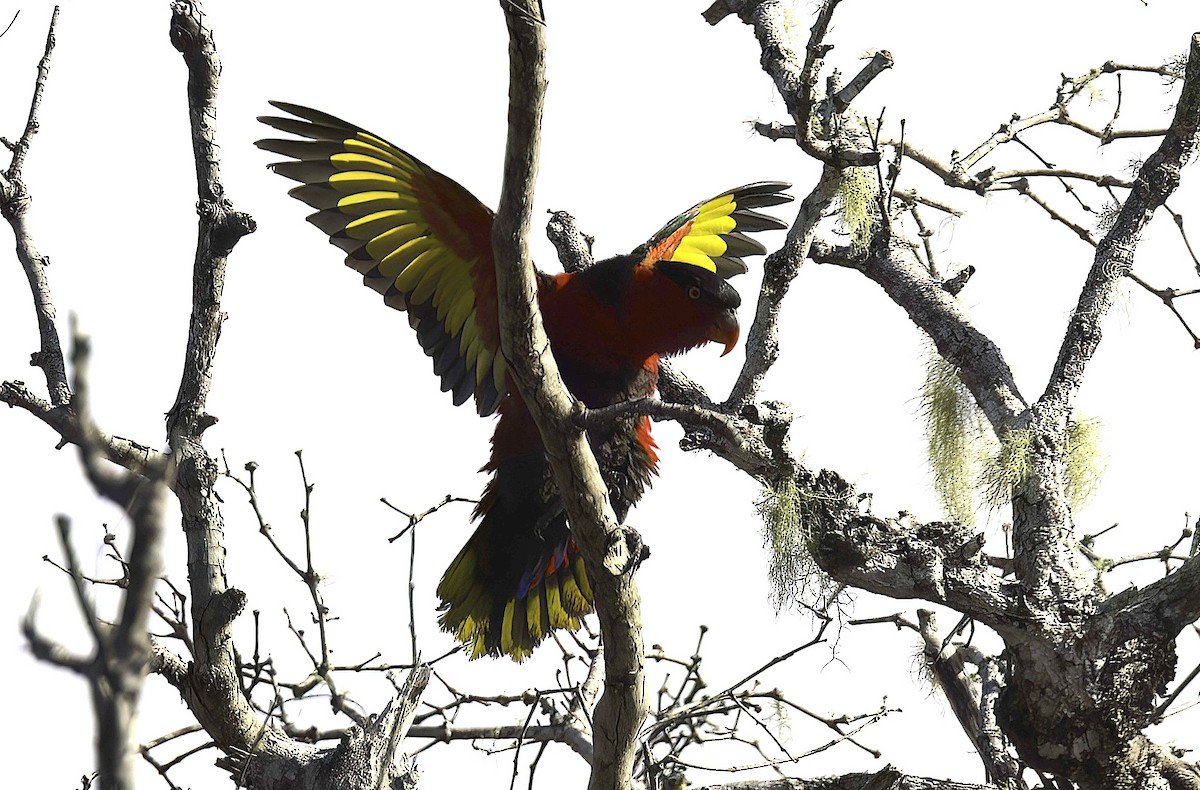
left=687, top=285, right=702, bottom=300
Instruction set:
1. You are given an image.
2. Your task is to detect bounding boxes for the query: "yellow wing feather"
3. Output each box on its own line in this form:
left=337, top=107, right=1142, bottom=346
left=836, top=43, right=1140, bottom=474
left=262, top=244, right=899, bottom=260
left=257, top=101, right=506, bottom=416
left=638, top=182, right=792, bottom=277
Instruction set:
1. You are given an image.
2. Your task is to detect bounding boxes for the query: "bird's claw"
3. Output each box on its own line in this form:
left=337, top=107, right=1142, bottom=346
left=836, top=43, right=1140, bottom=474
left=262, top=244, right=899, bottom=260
left=602, top=524, right=650, bottom=577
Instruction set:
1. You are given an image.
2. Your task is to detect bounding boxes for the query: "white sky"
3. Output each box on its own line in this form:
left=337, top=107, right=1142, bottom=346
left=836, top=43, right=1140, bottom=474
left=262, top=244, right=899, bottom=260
left=2, top=1, right=1198, bottom=787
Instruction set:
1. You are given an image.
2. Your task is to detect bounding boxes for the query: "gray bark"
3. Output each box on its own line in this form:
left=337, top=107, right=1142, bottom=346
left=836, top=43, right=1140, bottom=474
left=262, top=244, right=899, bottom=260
left=5, top=3, right=431, bottom=788
left=491, top=3, right=647, bottom=789
left=699, top=5, right=1200, bottom=789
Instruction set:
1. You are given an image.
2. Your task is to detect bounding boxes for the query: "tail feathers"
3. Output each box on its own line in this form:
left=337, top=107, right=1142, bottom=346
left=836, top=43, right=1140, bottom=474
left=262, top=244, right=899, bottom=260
left=437, top=531, right=593, bottom=661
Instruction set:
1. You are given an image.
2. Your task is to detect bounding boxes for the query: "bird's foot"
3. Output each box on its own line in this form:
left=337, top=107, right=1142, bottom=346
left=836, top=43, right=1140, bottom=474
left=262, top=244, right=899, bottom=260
left=603, top=524, right=651, bottom=577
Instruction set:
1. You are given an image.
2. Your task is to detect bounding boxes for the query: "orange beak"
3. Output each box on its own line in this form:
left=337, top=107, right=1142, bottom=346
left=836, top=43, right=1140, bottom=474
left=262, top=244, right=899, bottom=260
left=706, top=309, right=741, bottom=356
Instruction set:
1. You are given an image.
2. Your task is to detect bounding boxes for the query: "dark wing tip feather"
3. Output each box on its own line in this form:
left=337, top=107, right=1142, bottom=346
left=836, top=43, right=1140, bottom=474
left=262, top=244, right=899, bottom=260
left=720, top=232, right=766, bottom=258
left=736, top=194, right=793, bottom=210
left=258, top=116, right=349, bottom=142
left=266, top=101, right=358, bottom=132
left=253, top=137, right=290, bottom=155
left=307, top=209, right=352, bottom=237
left=256, top=138, right=346, bottom=163
left=363, top=275, right=393, bottom=296
left=273, top=160, right=339, bottom=186
left=735, top=181, right=793, bottom=195
left=329, top=234, right=366, bottom=255
left=383, top=290, right=409, bottom=309
left=477, top=383, right=502, bottom=417
left=713, top=257, right=750, bottom=277
left=433, top=339, right=462, bottom=377
left=729, top=208, right=789, bottom=233
left=451, top=369, right=475, bottom=407
left=289, top=184, right=341, bottom=210
left=730, top=182, right=794, bottom=210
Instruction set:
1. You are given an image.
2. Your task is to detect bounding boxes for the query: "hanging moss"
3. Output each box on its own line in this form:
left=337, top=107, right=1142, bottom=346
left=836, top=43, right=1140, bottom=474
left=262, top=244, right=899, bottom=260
left=755, top=477, right=841, bottom=613
left=757, top=476, right=805, bottom=610
left=1065, top=417, right=1106, bottom=510
left=770, top=695, right=792, bottom=738
left=975, top=421, right=1105, bottom=512
left=836, top=166, right=879, bottom=254
left=979, top=429, right=1035, bottom=510
left=920, top=350, right=1105, bottom=519
left=921, top=348, right=988, bottom=525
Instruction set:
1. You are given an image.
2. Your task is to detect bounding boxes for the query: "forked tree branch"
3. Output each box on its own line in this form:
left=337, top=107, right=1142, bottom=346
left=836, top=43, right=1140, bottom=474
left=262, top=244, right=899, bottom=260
left=0, top=6, right=68, bottom=406
left=0, top=6, right=169, bottom=470
left=158, top=1, right=279, bottom=765
left=808, top=238, right=1027, bottom=434
left=163, top=6, right=430, bottom=788
left=706, top=0, right=846, bottom=162
left=19, top=321, right=171, bottom=790
left=3, top=4, right=432, bottom=788
left=725, top=166, right=841, bottom=412
left=1040, top=33, right=1200, bottom=420
left=695, top=4, right=1200, bottom=788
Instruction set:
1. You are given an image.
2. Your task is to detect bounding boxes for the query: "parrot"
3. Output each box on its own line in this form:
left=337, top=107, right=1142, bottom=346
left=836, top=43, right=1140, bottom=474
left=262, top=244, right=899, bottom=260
left=256, top=102, right=791, bottom=660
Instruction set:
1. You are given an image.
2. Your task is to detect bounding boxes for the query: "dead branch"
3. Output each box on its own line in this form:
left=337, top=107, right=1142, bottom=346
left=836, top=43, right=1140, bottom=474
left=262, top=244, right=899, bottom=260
left=21, top=323, right=171, bottom=790
left=0, top=6, right=68, bottom=406
left=490, top=2, right=646, bottom=789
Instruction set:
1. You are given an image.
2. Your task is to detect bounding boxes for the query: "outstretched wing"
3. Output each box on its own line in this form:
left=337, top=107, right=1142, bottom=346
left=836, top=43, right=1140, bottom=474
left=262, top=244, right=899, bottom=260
left=256, top=101, right=507, bottom=416
left=637, top=182, right=792, bottom=277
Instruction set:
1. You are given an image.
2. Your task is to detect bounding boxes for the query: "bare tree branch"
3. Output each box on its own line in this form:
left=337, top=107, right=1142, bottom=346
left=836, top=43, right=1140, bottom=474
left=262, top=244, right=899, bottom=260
left=155, top=1, right=282, bottom=766
left=1040, top=33, right=1200, bottom=418
left=726, top=167, right=840, bottom=412
left=490, top=3, right=646, bottom=788
left=691, top=772, right=1000, bottom=790
left=687, top=8, right=1199, bottom=788
left=706, top=0, right=845, bottom=163
left=808, top=239, right=1027, bottom=433
left=0, top=7, right=169, bottom=470
left=0, top=380, right=168, bottom=471
left=11, top=5, right=431, bottom=788
left=20, top=322, right=171, bottom=790
left=0, top=5, right=70, bottom=407
left=914, top=611, right=1027, bottom=790
left=406, top=723, right=593, bottom=763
